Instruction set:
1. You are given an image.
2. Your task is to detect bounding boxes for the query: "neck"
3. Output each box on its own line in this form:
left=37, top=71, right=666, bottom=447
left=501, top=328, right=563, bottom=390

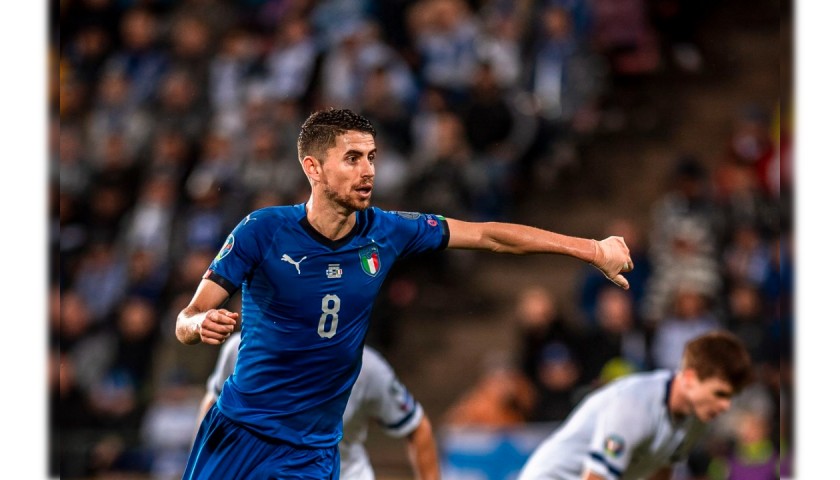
left=668, top=371, right=691, bottom=421
left=305, top=196, right=357, bottom=240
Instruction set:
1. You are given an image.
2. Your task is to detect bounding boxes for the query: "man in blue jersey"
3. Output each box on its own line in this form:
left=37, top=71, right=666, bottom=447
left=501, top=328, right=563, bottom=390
left=175, top=108, right=634, bottom=479
left=517, top=330, right=753, bottom=480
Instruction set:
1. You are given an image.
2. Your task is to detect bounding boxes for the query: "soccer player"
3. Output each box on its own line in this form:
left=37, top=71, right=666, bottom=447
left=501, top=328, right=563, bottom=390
left=197, top=332, right=440, bottom=479
left=175, top=108, right=634, bottom=479
left=517, top=330, right=753, bottom=480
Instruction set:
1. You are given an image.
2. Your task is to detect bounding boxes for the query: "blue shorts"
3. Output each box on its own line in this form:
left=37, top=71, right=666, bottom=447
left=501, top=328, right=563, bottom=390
left=183, top=403, right=339, bottom=479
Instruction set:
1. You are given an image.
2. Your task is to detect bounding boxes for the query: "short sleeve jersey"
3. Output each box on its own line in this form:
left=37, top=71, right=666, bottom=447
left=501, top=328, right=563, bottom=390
left=339, top=347, right=425, bottom=480
left=204, top=204, right=448, bottom=447
left=518, top=370, right=706, bottom=480
left=204, top=335, right=424, bottom=480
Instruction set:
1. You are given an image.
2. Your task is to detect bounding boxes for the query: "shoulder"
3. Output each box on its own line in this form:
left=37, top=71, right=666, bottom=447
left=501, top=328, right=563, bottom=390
left=599, top=371, right=671, bottom=409
left=366, top=207, right=443, bottom=224
left=365, top=207, right=447, bottom=232
left=585, top=372, right=673, bottom=436
left=231, top=205, right=304, bottom=235
left=609, top=369, right=670, bottom=388
left=244, top=204, right=304, bottom=223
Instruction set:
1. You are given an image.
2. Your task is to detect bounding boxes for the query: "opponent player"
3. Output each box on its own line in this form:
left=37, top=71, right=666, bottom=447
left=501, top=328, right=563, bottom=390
left=196, top=332, right=440, bottom=479
left=517, top=330, right=753, bottom=480
left=175, top=108, right=634, bottom=479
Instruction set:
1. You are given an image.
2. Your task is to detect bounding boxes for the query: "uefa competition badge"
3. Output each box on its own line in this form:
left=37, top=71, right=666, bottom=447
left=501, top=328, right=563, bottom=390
left=603, top=434, right=625, bottom=458
left=359, top=244, right=381, bottom=277
left=216, top=234, right=235, bottom=261
left=395, top=211, right=422, bottom=220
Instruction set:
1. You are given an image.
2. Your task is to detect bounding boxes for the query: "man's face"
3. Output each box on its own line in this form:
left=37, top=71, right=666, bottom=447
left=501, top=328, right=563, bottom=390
left=687, top=374, right=735, bottom=422
left=317, top=131, right=376, bottom=212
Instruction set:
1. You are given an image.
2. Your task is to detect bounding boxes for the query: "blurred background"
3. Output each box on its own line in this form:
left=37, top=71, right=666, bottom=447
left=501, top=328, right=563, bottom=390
left=53, top=0, right=790, bottom=478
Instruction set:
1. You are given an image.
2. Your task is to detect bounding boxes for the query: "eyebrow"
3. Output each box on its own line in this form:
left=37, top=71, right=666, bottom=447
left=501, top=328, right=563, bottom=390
left=345, top=148, right=377, bottom=157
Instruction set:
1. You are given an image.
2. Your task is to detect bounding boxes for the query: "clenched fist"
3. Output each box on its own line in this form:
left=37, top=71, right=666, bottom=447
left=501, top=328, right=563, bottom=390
left=590, top=236, right=634, bottom=290
left=195, top=308, right=240, bottom=345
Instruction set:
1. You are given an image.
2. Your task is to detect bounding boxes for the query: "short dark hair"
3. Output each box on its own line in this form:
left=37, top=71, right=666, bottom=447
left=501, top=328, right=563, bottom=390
left=682, top=330, right=753, bottom=392
left=297, top=108, right=376, bottom=162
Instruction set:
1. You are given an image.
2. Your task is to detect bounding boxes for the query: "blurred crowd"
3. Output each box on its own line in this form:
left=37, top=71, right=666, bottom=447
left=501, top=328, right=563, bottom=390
left=53, top=0, right=789, bottom=479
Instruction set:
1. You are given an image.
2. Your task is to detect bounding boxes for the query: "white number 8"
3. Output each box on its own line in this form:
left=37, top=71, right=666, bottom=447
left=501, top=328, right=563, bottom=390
left=318, top=294, right=340, bottom=338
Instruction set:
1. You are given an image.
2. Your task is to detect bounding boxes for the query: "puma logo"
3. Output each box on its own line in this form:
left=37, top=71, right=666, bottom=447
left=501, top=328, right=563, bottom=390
left=281, top=254, right=307, bottom=274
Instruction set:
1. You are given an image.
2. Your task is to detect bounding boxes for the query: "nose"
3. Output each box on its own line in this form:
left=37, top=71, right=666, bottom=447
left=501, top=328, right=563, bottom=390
left=361, top=159, right=375, bottom=178
left=718, top=398, right=732, bottom=414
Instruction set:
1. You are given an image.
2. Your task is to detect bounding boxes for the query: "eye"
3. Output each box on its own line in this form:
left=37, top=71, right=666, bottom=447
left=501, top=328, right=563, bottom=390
left=714, top=390, right=732, bottom=399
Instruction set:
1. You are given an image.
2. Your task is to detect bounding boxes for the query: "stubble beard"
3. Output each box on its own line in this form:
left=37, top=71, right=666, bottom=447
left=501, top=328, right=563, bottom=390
left=322, top=179, right=371, bottom=213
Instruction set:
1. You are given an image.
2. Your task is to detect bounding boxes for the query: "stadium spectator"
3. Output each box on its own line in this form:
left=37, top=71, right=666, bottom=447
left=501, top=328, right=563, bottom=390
left=458, top=61, right=538, bottom=220
left=650, top=284, right=721, bottom=370
left=443, top=352, right=537, bottom=428
left=641, top=215, right=722, bottom=326
left=590, top=0, right=661, bottom=76
left=104, top=7, right=169, bottom=108
left=512, top=285, right=585, bottom=387
left=167, top=15, right=214, bottom=99
left=149, top=68, right=209, bottom=148
left=56, top=124, right=93, bottom=198
left=405, top=110, right=477, bottom=221
left=579, top=286, right=649, bottom=386
left=263, top=15, right=320, bottom=104
left=708, top=410, right=779, bottom=480
left=71, top=239, right=129, bottom=325
left=407, top=0, right=482, bottom=103
left=139, top=368, right=205, bottom=480
left=86, top=66, right=154, bottom=159
left=528, top=341, right=584, bottom=423
left=207, top=27, right=264, bottom=114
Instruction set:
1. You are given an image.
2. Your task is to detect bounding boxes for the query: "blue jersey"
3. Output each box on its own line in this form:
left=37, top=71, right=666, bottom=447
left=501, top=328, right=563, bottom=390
left=203, top=204, right=449, bottom=447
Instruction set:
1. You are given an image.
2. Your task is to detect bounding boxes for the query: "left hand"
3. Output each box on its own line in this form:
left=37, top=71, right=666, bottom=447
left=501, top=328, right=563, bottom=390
left=591, top=236, right=634, bottom=290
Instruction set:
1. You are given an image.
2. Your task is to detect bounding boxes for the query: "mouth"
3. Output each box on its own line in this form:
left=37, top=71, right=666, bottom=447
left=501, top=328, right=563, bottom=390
left=355, top=184, right=373, bottom=199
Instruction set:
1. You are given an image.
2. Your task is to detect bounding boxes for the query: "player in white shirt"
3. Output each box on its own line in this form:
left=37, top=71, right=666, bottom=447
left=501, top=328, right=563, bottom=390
left=197, top=332, right=441, bottom=480
left=518, top=330, right=752, bottom=480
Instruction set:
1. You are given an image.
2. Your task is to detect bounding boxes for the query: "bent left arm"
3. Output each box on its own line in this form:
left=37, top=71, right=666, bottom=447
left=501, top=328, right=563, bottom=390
left=445, top=219, right=634, bottom=289
left=406, top=414, right=441, bottom=480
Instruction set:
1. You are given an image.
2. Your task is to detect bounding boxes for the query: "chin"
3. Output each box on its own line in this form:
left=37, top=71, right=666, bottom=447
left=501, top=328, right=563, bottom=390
left=700, top=412, right=719, bottom=422
left=335, top=197, right=369, bottom=212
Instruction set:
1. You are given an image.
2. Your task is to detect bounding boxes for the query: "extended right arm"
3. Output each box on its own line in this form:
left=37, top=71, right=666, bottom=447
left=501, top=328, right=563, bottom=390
left=175, top=278, right=239, bottom=345
left=445, top=219, right=633, bottom=290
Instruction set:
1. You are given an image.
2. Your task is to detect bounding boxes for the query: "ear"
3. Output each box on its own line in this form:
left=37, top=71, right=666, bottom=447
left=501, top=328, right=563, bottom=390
left=302, top=156, right=321, bottom=180
left=682, top=368, right=698, bottom=387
